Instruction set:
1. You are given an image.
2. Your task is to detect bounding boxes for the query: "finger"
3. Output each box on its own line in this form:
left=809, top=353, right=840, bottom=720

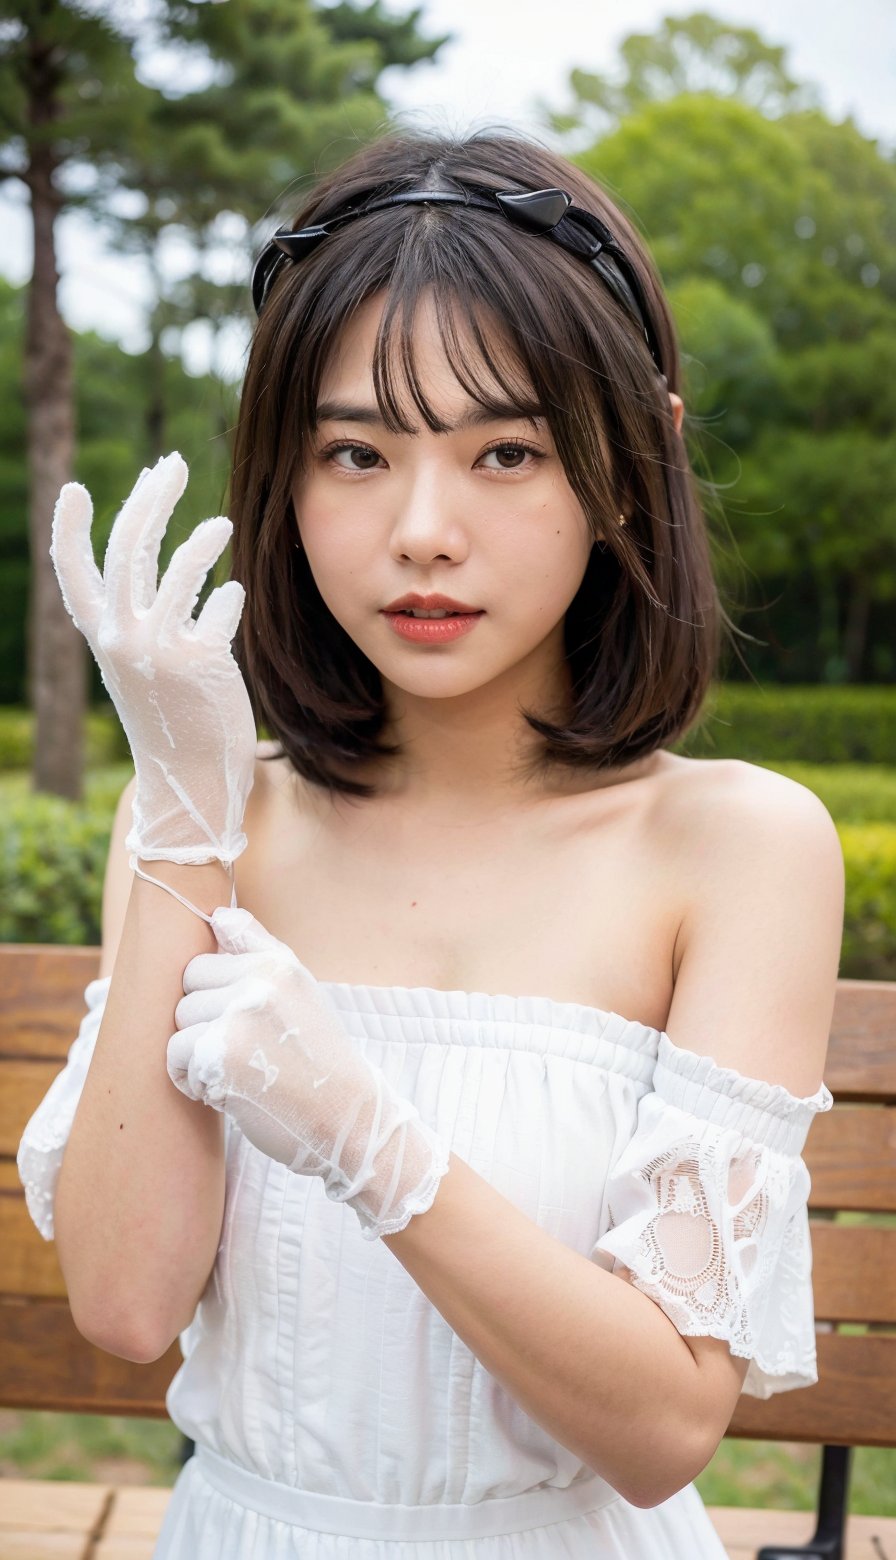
left=210, top=906, right=297, bottom=959
left=50, top=482, right=105, bottom=636
left=193, top=578, right=246, bottom=649
left=103, top=453, right=189, bottom=620
left=182, top=949, right=259, bottom=993
left=151, top=515, right=234, bottom=641
left=175, top=986, right=233, bottom=1030
left=166, top=1024, right=205, bottom=1095
left=167, top=1022, right=229, bottom=1107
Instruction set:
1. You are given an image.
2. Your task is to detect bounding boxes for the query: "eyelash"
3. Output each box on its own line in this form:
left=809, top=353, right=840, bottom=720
left=317, top=438, right=546, bottom=474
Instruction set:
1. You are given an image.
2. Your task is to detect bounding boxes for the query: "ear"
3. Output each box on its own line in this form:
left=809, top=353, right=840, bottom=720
left=669, top=392, right=684, bottom=435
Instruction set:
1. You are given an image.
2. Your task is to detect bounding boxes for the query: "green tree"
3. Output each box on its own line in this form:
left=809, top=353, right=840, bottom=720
left=0, top=0, right=449, bottom=798
left=556, top=85, right=896, bottom=682
left=0, top=0, right=155, bottom=798
left=116, top=0, right=450, bottom=455
left=543, top=11, right=817, bottom=142
left=0, top=271, right=242, bottom=704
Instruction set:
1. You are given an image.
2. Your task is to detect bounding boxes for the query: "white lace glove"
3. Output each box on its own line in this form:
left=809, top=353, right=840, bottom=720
left=167, top=907, right=452, bottom=1240
left=50, top=452, right=257, bottom=866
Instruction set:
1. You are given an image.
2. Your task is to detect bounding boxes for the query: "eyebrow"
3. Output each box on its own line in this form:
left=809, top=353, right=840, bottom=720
left=312, top=398, right=547, bottom=433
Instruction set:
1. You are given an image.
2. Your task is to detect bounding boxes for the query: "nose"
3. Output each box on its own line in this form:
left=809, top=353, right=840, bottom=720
left=387, top=458, right=469, bottom=564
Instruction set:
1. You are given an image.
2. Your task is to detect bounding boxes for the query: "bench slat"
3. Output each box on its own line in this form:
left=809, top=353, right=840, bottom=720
left=803, top=1107, right=896, bottom=1212
left=0, top=1190, right=68, bottom=1297
left=705, top=1504, right=896, bottom=1560
left=0, top=1479, right=113, bottom=1560
left=810, top=1222, right=896, bottom=1323
left=825, top=980, right=896, bottom=1100
left=0, top=1298, right=180, bottom=1416
left=727, top=1332, right=896, bottom=1446
left=0, top=946, right=101, bottom=1058
left=4, top=1480, right=896, bottom=1560
left=0, top=1059, right=71, bottom=1157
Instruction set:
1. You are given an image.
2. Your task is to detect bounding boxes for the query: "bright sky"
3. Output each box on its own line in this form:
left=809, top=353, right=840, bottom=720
left=1, top=0, right=893, bottom=380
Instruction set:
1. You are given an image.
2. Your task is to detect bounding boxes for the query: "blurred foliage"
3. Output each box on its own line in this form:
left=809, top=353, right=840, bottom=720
left=0, top=274, right=241, bottom=704
left=0, top=0, right=450, bottom=709
left=531, top=10, right=896, bottom=687
left=542, top=12, right=819, bottom=133
left=674, top=683, right=896, bottom=764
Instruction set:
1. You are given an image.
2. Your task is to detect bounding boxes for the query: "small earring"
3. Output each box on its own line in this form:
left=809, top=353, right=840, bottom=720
left=617, top=511, right=628, bottom=527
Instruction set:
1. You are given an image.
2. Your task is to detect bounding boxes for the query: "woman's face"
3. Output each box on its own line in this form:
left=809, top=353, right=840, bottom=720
left=290, top=288, right=595, bottom=710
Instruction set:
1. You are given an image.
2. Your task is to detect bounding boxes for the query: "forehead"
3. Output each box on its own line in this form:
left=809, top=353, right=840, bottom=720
left=316, top=287, right=538, bottom=425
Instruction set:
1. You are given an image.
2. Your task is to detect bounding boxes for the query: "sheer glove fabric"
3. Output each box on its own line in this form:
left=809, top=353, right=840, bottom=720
left=50, top=452, right=257, bottom=866
left=168, top=907, right=452, bottom=1240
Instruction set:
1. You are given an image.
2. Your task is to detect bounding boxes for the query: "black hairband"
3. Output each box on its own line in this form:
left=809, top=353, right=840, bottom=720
left=250, top=184, right=666, bottom=381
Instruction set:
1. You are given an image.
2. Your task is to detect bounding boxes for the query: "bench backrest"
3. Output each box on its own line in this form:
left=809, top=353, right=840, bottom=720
left=2, top=944, right=895, bottom=1445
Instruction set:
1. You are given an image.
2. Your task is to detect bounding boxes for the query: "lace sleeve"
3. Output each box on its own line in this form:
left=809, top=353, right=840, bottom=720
left=16, top=975, right=112, bottom=1242
left=590, top=1032, right=834, bottom=1400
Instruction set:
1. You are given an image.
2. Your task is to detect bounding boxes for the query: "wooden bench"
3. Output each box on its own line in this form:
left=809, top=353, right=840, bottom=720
left=2, top=942, right=895, bottom=1560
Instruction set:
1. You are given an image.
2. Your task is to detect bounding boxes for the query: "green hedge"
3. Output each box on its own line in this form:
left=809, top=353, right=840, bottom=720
left=0, top=706, right=131, bottom=770
left=837, top=824, right=896, bottom=978
left=1, top=760, right=894, bottom=979
left=2, top=683, right=896, bottom=771
left=674, top=684, right=896, bottom=764
left=0, top=767, right=132, bottom=945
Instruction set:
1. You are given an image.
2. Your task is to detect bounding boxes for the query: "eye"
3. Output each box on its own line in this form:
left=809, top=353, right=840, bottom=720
left=478, top=439, right=546, bottom=472
left=319, top=442, right=383, bottom=472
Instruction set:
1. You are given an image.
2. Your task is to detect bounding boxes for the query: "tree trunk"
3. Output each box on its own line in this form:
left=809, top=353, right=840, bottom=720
left=843, top=573, right=872, bottom=682
left=23, top=55, right=86, bottom=800
left=817, top=573, right=845, bottom=683
left=145, top=317, right=167, bottom=460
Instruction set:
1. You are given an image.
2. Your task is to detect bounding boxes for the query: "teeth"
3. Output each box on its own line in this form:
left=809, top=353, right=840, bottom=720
left=404, top=609, right=457, bottom=619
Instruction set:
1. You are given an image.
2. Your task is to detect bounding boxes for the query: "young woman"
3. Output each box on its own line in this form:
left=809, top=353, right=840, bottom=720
left=19, top=127, right=844, bottom=1559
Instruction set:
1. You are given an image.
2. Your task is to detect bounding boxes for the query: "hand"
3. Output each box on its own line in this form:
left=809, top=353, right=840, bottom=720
left=168, top=907, right=452, bottom=1240
left=50, top=453, right=257, bottom=866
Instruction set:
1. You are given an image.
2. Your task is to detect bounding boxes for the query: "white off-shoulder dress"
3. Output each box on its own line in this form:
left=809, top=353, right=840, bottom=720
left=18, top=970, right=833, bottom=1559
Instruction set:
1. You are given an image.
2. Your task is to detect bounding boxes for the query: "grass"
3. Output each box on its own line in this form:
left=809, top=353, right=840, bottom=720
left=0, top=1410, right=183, bottom=1485
left=1, top=1409, right=893, bottom=1515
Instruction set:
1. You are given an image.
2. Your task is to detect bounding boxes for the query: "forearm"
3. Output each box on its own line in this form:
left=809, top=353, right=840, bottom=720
left=54, top=858, right=232, bottom=1362
left=382, top=1152, right=706, bottom=1509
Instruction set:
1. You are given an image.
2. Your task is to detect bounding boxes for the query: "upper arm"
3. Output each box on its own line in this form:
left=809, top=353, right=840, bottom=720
left=98, top=773, right=138, bottom=980
left=668, top=761, right=845, bottom=1096
left=659, top=761, right=845, bottom=1453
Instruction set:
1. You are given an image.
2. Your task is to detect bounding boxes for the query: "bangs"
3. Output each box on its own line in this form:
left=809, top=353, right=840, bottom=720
left=371, top=282, right=544, bottom=437
left=295, top=199, right=610, bottom=461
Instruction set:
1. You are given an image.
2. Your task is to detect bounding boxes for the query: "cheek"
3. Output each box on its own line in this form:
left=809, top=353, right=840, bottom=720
left=495, top=503, right=593, bottom=605
left=294, top=489, right=372, bottom=600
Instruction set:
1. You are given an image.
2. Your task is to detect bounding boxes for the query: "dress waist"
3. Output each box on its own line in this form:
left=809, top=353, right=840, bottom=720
left=193, top=1444, right=621, bottom=1540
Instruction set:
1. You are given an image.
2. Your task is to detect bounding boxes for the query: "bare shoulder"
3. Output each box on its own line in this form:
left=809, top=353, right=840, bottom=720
left=660, top=758, right=845, bottom=1081
left=656, top=753, right=843, bottom=865
left=653, top=754, right=845, bottom=965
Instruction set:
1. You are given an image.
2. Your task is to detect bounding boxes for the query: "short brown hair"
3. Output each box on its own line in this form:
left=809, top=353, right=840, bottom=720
left=229, top=125, right=730, bottom=800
